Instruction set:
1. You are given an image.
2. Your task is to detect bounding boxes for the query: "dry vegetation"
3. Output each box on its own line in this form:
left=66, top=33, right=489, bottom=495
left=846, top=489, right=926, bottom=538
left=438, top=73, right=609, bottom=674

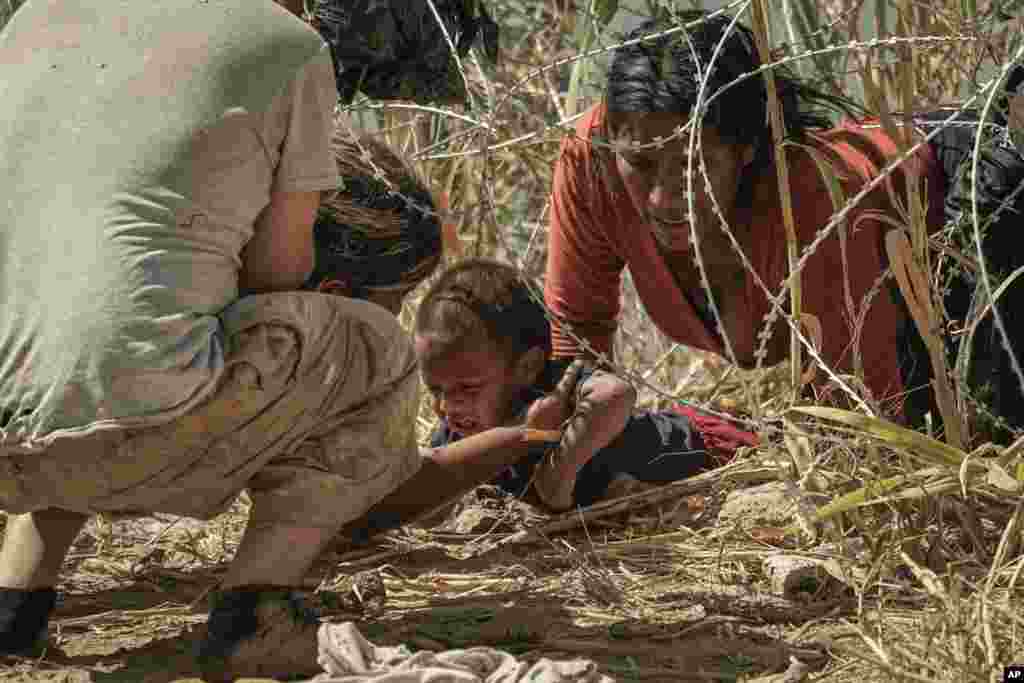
left=2, top=0, right=1024, bottom=682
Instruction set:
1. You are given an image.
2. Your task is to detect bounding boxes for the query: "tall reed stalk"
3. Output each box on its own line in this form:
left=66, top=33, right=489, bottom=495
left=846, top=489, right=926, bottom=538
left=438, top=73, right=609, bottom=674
left=750, top=0, right=803, bottom=397
left=565, top=0, right=617, bottom=118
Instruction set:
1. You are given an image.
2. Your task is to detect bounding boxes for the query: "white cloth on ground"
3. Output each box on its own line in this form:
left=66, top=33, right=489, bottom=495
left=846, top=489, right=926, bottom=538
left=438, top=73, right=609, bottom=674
left=310, top=622, right=616, bottom=683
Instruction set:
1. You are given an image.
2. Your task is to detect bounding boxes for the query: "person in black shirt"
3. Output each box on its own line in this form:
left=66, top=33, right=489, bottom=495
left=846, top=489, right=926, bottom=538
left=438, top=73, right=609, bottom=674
left=414, top=258, right=712, bottom=510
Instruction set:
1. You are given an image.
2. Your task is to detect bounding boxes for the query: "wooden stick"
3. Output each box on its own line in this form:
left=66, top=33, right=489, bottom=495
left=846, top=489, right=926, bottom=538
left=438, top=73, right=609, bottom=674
left=495, top=465, right=779, bottom=547
left=333, top=465, right=779, bottom=564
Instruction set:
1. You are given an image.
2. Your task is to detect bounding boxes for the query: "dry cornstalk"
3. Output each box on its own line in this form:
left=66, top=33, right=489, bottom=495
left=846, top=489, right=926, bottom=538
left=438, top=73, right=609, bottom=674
left=750, top=0, right=802, bottom=398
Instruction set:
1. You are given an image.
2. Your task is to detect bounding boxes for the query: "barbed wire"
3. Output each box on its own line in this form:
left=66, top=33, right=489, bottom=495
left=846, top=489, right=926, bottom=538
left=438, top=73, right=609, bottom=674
left=344, top=3, right=1024, bottom=444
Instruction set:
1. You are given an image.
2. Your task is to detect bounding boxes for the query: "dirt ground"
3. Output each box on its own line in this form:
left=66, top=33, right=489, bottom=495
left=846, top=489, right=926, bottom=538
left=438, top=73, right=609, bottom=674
left=0, top=475, right=891, bottom=683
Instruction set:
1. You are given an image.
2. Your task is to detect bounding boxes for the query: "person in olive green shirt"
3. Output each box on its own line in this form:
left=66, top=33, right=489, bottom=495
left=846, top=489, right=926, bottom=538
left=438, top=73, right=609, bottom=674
left=0, top=0, right=499, bottom=679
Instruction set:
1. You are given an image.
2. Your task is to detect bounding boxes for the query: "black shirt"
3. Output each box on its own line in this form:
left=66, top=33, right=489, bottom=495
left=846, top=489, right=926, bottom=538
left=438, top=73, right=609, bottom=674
left=430, top=359, right=709, bottom=507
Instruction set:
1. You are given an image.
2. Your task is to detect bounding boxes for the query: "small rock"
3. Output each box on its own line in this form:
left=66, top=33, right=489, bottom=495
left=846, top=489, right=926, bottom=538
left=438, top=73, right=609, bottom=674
left=763, top=554, right=848, bottom=600
left=744, top=655, right=812, bottom=682
left=718, top=482, right=796, bottom=527
left=719, top=481, right=831, bottom=532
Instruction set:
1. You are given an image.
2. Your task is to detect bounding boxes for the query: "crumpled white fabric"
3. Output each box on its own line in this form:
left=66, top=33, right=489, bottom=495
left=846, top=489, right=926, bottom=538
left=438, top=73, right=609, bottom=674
left=309, top=622, right=616, bottom=683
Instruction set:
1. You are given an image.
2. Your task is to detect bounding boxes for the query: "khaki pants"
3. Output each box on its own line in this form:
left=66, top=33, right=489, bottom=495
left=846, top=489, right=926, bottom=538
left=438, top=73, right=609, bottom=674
left=0, top=292, right=422, bottom=529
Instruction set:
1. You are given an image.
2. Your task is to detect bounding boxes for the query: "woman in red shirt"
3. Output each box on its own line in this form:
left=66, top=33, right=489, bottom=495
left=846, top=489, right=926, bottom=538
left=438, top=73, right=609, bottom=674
left=543, top=11, right=1023, bottom=453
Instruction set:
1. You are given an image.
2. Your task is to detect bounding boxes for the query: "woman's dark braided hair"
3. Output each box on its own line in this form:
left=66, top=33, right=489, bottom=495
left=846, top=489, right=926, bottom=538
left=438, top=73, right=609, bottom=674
left=415, top=259, right=551, bottom=363
left=303, top=131, right=442, bottom=296
left=604, top=11, right=863, bottom=201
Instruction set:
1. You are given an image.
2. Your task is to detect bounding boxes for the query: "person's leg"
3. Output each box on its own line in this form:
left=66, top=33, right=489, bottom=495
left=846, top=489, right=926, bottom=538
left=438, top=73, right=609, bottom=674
left=200, top=290, right=565, bottom=680
left=0, top=508, right=88, bottom=654
left=0, top=508, right=87, bottom=589
left=222, top=432, right=543, bottom=586
left=199, top=522, right=343, bottom=683
left=200, top=427, right=545, bottom=683
left=198, top=294, right=422, bottom=681
left=220, top=524, right=337, bottom=590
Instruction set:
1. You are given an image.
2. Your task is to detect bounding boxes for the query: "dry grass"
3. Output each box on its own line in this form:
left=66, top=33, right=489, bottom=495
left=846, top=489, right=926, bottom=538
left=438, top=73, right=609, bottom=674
left=374, top=2, right=1024, bottom=680
left=6, top=438, right=1014, bottom=681
left=2, top=1, right=1024, bottom=682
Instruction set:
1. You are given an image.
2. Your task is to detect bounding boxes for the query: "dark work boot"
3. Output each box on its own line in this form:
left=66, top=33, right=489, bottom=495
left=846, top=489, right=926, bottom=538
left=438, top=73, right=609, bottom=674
left=196, top=586, right=323, bottom=682
left=0, top=587, right=58, bottom=655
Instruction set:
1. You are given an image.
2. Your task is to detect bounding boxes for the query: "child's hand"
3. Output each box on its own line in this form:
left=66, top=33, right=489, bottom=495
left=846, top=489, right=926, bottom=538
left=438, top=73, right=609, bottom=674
left=524, top=359, right=583, bottom=432
left=527, top=360, right=586, bottom=511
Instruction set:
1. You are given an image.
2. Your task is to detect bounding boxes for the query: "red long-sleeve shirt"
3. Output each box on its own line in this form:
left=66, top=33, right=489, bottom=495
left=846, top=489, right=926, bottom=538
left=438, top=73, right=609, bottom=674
left=544, top=104, right=945, bottom=409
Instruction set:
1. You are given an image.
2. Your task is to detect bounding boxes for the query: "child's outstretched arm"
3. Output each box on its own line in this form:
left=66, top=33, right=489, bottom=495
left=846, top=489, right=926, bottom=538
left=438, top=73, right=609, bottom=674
left=337, top=425, right=560, bottom=545
left=532, top=361, right=637, bottom=511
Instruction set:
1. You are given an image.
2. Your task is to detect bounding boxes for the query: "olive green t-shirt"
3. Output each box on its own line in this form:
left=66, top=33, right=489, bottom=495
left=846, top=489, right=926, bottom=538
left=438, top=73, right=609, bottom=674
left=0, top=0, right=341, bottom=444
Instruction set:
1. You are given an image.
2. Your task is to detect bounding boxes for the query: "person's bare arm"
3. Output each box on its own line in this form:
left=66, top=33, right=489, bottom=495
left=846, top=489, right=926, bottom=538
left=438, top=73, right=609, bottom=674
left=532, top=364, right=637, bottom=510
left=545, top=130, right=624, bottom=361
left=238, top=190, right=319, bottom=295
left=336, top=426, right=561, bottom=545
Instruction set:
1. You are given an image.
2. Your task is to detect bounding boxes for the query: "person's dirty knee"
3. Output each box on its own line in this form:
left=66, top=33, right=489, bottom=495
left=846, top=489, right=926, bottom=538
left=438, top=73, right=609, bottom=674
left=197, top=586, right=322, bottom=682
left=0, top=587, right=58, bottom=655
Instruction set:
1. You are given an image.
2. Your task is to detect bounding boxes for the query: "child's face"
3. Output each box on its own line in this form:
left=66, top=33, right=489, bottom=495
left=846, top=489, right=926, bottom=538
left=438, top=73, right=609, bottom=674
left=414, top=335, right=532, bottom=437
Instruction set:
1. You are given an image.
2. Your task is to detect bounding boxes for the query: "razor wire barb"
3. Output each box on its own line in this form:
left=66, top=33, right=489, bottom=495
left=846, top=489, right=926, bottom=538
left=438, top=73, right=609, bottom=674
left=344, top=2, right=1024, bottom=444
